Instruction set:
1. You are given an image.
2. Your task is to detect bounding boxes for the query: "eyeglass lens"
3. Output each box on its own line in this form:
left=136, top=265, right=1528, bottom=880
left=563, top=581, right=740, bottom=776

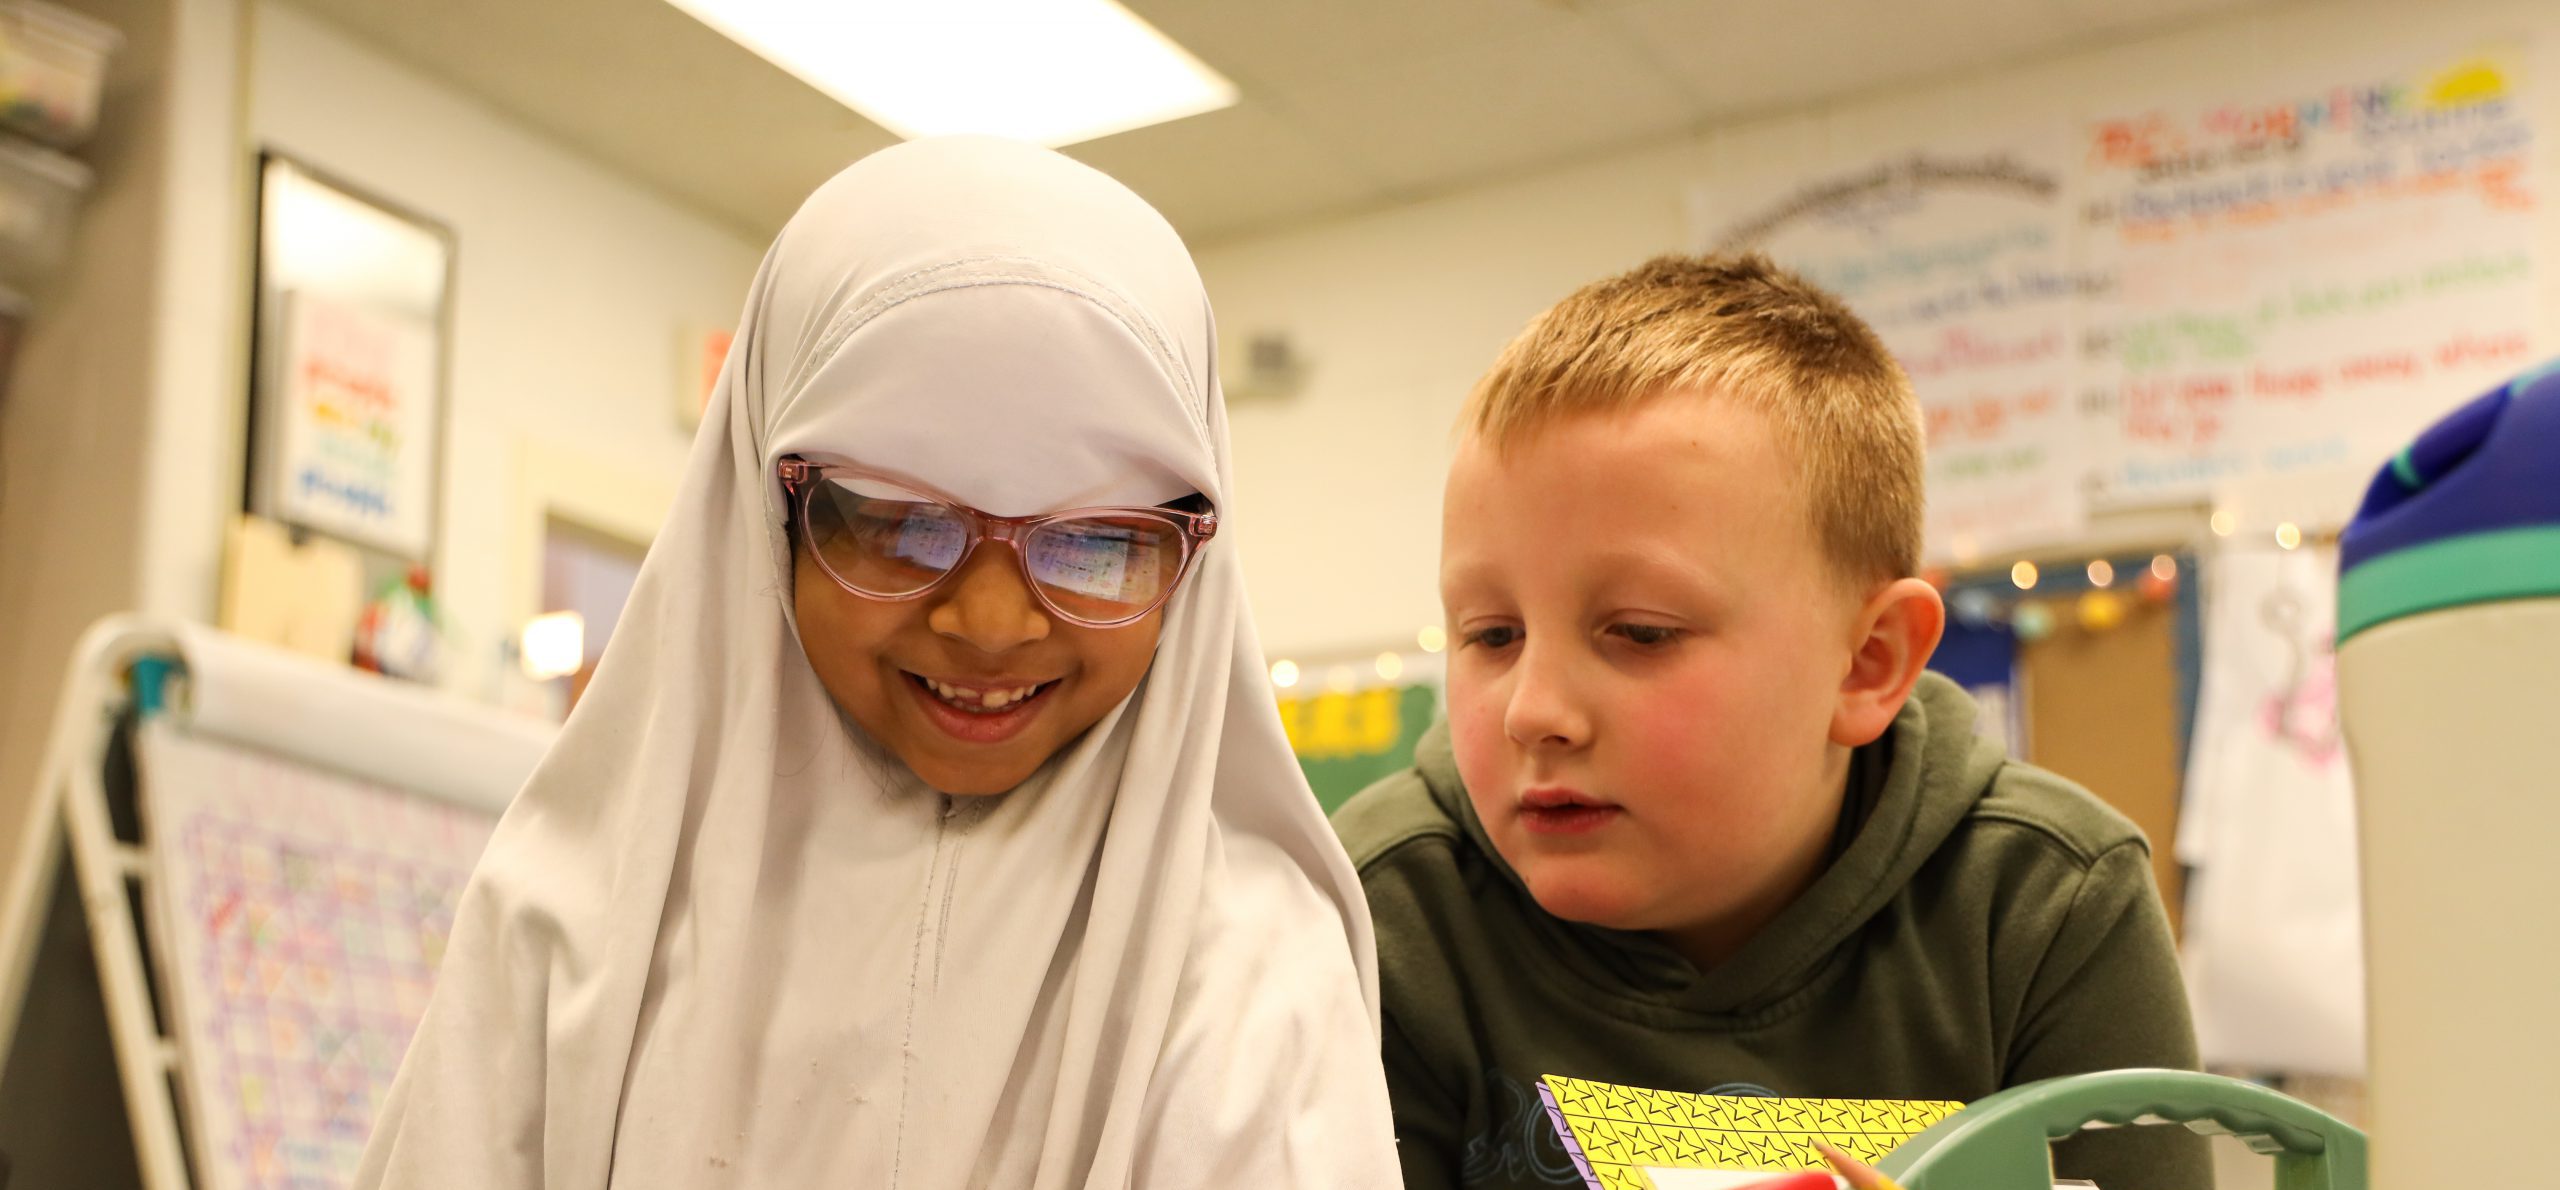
left=803, top=476, right=1187, bottom=624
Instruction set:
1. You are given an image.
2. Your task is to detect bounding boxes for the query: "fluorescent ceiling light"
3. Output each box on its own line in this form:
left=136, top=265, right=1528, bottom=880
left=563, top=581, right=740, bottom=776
left=664, top=0, right=1238, bottom=147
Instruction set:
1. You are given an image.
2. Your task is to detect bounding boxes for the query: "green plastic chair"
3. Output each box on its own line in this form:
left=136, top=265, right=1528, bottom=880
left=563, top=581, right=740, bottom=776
left=1878, top=1069, right=2366, bottom=1190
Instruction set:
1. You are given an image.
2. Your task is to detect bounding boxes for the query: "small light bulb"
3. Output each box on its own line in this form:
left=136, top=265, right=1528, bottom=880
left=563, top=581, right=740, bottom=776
left=1416, top=625, right=1448, bottom=653
left=2151, top=554, right=2178, bottom=582
left=2012, top=561, right=2040, bottom=591
left=2086, top=560, right=2115, bottom=588
left=2276, top=522, right=2302, bottom=550
left=1375, top=652, right=1405, bottom=681
left=519, top=611, right=585, bottom=681
left=2210, top=509, right=2236, bottom=537
left=1270, top=660, right=1299, bottom=689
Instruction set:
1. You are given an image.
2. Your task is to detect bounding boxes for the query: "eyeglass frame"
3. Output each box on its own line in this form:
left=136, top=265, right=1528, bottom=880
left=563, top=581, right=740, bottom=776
left=776, top=455, right=1219, bottom=629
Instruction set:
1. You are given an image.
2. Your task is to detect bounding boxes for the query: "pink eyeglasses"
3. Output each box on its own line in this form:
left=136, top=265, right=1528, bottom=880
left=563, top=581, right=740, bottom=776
left=777, top=456, right=1218, bottom=629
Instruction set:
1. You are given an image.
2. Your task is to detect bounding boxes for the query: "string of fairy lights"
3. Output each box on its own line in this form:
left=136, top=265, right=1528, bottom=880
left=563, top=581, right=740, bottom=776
left=1940, top=516, right=2317, bottom=640
left=1258, top=516, right=2318, bottom=686
left=1268, top=625, right=1448, bottom=695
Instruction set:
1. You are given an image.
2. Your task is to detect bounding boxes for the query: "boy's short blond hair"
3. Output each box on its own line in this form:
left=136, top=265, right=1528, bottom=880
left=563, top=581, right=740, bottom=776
left=1465, top=253, right=1924, bottom=586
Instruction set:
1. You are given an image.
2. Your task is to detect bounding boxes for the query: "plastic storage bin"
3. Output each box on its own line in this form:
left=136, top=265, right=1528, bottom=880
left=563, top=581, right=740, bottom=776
left=0, top=0, right=119, bottom=148
left=0, top=130, right=85, bottom=284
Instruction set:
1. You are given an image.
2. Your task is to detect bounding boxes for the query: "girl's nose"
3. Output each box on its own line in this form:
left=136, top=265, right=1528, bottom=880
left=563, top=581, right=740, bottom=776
left=925, top=546, right=1052, bottom=652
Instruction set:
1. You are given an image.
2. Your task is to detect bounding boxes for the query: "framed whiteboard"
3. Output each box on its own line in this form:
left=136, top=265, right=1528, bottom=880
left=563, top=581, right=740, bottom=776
left=246, top=153, right=454, bottom=563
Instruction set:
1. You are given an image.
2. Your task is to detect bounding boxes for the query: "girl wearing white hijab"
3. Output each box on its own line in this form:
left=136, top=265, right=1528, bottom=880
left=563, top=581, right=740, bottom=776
left=355, top=137, right=1399, bottom=1188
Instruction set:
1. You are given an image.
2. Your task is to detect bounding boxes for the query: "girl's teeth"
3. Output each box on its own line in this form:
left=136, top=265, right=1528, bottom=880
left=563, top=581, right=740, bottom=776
left=921, top=677, right=1039, bottom=711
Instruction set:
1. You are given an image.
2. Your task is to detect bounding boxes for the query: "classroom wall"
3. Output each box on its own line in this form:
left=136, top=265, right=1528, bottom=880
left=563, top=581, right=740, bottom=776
left=0, top=1, right=238, bottom=1179
left=1197, top=0, right=2560, bottom=660
left=0, top=0, right=236, bottom=965
left=238, top=1, right=764, bottom=702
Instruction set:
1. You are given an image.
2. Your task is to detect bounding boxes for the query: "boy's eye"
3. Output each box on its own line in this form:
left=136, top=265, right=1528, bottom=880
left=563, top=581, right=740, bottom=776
left=1609, top=623, right=1684, bottom=647
left=1463, top=625, right=1521, bottom=651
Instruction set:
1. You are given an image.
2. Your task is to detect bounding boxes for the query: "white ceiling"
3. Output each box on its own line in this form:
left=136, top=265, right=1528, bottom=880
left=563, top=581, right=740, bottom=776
left=275, top=0, right=2283, bottom=246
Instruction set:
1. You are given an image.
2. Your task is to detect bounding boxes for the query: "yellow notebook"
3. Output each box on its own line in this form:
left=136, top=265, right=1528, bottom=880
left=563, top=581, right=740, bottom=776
left=1538, top=1074, right=1965, bottom=1190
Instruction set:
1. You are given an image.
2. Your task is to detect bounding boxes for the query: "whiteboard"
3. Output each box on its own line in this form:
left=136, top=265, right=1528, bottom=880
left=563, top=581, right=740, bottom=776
left=136, top=723, right=499, bottom=1190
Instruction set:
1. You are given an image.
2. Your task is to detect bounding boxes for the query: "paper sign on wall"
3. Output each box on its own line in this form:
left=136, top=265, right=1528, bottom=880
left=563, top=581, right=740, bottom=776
left=2081, top=45, right=2538, bottom=502
left=1708, top=140, right=2091, bottom=562
left=269, top=289, right=440, bottom=559
left=1278, top=682, right=1438, bottom=813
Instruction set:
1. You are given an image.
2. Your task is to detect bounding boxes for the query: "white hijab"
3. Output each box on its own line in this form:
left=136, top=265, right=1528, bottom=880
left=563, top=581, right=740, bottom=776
left=357, top=137, right=1398, bottom=1189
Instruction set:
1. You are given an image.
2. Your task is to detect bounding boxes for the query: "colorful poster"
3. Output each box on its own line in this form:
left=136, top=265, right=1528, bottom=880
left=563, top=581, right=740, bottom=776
left=271, top=289, right=441, bottom=559
left=1278, top=681, right=1438, bottom=813
left=1708, top=140, right=2089, bottom=562
left=2081, top=46, right=2537, bottom=502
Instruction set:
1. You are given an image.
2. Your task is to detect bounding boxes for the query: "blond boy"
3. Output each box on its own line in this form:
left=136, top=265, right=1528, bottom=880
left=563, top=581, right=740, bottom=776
left=1335, top=255, right=2207, bottom=1190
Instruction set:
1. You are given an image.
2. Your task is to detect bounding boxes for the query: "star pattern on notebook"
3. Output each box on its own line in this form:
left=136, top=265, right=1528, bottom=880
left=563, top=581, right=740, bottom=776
left=1541, top=1074, right=1965, bottom=1190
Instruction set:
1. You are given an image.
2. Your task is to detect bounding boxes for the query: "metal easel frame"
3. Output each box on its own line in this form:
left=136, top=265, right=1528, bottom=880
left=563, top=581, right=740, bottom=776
left=0, top=614, right=194, bottom=1189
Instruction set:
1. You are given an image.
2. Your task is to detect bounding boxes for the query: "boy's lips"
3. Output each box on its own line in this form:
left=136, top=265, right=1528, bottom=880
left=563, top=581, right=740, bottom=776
left=1516, top=786, right=1622, bottom=836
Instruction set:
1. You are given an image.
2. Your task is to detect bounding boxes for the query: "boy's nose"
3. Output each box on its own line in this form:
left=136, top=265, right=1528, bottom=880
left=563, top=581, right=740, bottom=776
left=925, top=547, right=1052, bottom=652
left=1502, top=646, right=1592, bottom=750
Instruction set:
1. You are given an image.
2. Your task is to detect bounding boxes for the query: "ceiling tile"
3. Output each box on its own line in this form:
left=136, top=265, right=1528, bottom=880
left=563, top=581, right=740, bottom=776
left=1595, top=0, right=2069, bottom=117
left=1268, top=18, right=1700, bottom=195
left=1068, top=100, right=1391, bottom=244
left=1130, top=0, right=1574, bottom=88
left=2042, top=0, right=2288, bottom=42
left=270, top=0, right=2303, bottom=246
left=280, top=0, right=894, bottom=238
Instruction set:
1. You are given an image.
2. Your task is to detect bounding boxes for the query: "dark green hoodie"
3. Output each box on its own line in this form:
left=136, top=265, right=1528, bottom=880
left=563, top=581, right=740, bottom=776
left=1333, top=674, right=2209, bottom=1190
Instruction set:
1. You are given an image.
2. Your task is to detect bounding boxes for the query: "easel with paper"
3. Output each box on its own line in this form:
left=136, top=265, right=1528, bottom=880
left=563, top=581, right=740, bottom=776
left=0, top=617, right=551, bottom=1190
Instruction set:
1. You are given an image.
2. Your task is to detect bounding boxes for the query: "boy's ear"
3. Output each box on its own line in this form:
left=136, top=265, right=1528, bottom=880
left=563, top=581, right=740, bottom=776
left=1831, top=577, right=1947, bottom=749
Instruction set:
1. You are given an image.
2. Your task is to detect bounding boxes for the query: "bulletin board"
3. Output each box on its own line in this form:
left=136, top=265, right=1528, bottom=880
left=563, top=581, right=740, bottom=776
left=2017, top=597, right=2189, bottom=935
left=1928, top=554, right=2200, bottom=937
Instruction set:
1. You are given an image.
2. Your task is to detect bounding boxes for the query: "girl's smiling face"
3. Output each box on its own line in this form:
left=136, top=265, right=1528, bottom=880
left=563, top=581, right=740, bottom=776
left=765, top=270, right=1216, bottom=798
left=793, top=532, right=1167, bottom=795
